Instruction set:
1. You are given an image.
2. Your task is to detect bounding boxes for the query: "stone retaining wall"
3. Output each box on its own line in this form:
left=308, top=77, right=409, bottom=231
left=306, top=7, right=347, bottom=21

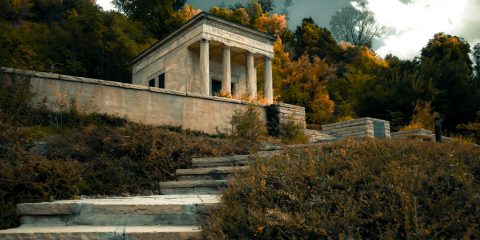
left=321, top=117, right=391, bottom=139
left=276, top=103, right=306, bottom=127
left=391, top=129, right=434, bottom=141
left=1, top=67, right=271, bottom=134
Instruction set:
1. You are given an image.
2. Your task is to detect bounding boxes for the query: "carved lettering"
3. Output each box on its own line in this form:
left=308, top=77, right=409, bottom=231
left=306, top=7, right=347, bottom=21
left=205, top=25, right=273, bottom=53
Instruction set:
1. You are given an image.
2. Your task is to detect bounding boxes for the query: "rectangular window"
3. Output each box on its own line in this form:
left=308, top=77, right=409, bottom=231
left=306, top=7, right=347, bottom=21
left=148, top=79, right=155, bottom=87
left=158, top=73, right=165, bottom=89
left=212, top=79, right=222, bottom=96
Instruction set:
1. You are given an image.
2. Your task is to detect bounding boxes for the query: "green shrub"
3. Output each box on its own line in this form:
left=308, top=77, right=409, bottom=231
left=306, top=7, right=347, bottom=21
left=279, top=120, right=308, bottom=144
left=229, top=106, right=267, bottom=144
left=202, top=139, right=480, bottom=239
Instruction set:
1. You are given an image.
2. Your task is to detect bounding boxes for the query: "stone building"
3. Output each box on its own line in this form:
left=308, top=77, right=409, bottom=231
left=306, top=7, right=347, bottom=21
left=131, top=12, right=276, bottom=103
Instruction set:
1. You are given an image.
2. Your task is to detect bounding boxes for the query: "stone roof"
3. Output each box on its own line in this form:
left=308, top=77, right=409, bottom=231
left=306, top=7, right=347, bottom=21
left=130, top=12, right=276, bottom=65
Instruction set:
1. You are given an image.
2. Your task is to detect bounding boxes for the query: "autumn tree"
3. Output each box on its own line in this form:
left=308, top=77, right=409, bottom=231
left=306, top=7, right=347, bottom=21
left=329, top=2, right=384, bottom=48
left=0, top=0, right=155, bottom=82
left=280, top=55, right=336, bottom=124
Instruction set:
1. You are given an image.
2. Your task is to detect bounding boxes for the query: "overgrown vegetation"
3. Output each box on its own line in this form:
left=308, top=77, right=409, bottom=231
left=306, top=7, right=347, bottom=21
left=0, top=76, right=253, bottom=229
left=203, top=139, right=480, bottom=239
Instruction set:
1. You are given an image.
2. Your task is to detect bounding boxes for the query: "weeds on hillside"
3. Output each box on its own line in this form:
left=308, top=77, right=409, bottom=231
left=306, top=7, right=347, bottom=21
left=202, top=139, right=480, bottom=239
left=0, top=73, right=254, bottom=229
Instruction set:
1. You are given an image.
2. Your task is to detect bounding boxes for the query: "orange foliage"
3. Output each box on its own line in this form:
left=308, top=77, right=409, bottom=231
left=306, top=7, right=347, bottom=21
left=256, top=13, right=287, bottom=36
left=177, top=4, right=201, bottom=22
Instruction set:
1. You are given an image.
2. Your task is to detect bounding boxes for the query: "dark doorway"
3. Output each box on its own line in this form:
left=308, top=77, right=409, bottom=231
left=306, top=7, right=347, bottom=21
left=158, top=73, right=165, bottom=88
left=212, top=79, right=222, bottom=96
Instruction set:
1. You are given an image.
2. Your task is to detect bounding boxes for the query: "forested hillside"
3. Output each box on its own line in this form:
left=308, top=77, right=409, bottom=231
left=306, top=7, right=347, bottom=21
left=1, top=0, right=479, bottom=138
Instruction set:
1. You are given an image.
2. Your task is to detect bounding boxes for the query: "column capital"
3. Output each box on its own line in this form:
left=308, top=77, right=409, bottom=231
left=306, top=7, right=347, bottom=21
left=222, top=45, right=231, bottom=49
left=200, top=39, right=209, bottom=43
left=246, top=51, right=255, bottom=56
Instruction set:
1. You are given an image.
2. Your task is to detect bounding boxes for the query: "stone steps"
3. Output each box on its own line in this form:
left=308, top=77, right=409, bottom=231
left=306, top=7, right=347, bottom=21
left=0, top=150, right=286, bottom=239
left=0, top=225, right=202, bottom=240
left=177, top=166, right=249, bottom=181
left=17, top=195, right=219, bottom=227
left=191, top=151, right=281, bottom=168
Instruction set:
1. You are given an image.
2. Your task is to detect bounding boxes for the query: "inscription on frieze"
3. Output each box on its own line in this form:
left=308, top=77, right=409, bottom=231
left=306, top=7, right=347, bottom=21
left=204, top=25, right=273, bottom=53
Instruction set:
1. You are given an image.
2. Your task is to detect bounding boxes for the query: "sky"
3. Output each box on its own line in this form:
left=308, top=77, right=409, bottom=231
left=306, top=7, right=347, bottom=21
left=97, top=0, right=480, bottom=60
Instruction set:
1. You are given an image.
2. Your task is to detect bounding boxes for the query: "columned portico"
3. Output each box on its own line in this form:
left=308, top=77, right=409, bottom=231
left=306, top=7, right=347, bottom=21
left=200, top=39, right=210, bottom=95
left=246, top=52, right=256, bottom=99
left=222, top=46, right=231, bottom=94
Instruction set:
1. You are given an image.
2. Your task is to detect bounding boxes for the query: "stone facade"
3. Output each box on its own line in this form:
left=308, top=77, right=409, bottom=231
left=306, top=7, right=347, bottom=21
left=131, top=12, right=275, bottom=103
left=321, top=117, right=391, bottom=139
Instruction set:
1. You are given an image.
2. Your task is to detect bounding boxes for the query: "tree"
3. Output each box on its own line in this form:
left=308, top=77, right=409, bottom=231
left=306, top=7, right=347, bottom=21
left=419, top=33, right=475, bottom=130
left=473, top=43, right=480, bottom=81
left=292, top=18, right=341, bottom=61
left=281, top=0, right=293, bottom=21
left=329, top=2, right=384, bottom=48
left=280, top=55, right=336, bottom=124
left=113, top=0, right=188, bottom=40
left=257, top=0, right=274, bottom=13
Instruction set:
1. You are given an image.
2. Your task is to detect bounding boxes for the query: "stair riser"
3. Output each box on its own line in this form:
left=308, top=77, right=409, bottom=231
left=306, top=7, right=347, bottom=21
left=0, top=231, right=202, bottom=240
left=192, top=161, right=247, bottom=168
left=161, top=187, right=224, bottom=195
left=19, top=203, right=216, bottom=227
left=178, top=173, right=232, bottom=181
left=21, top=213, right=200, bottom=227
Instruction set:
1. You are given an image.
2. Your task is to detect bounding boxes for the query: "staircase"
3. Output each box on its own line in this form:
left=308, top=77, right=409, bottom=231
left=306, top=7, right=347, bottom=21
left=0, top=153, right=263, bottom=240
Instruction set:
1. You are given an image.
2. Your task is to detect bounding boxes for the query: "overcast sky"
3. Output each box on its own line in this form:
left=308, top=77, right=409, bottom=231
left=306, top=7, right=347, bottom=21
left=97, top=0, right=480, bottom=60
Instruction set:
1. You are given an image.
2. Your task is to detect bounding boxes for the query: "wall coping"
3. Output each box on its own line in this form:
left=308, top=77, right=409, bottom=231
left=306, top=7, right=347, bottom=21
left=0, top=67, right=268, bottom=107
left=322, top=117, right=390, bottom=127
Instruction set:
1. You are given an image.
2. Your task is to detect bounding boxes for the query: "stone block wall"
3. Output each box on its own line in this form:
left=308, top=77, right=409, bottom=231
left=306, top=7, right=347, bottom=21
left=276, top=103, right=306, bottom=127
left=391, top=129, right=434, bottom=141
left=321, top=117, right=391, bottom=139
left=0, top=67, right=269, bottom=134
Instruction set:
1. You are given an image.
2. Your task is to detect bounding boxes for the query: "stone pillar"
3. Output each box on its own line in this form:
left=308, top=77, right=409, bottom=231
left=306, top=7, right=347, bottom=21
left=264, top=56, right=273, bottom=104
left=246, top=52, right=256, bottom=99
left=200, top=39, right=210, bottom=95
left=222, top=46, right=231, bottom=94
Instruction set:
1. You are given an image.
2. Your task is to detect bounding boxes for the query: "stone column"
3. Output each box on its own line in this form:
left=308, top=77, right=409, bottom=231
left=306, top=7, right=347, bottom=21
left=200, top=39, right=210, bottom=95
left=264, top=56, right=273, bottom=104
left=246, top=52, right=256, bottom=99
left=222, top=46, right=231, bottom=94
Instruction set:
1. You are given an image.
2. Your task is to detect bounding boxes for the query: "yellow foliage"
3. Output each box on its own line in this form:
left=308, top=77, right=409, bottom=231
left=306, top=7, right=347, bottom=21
left=256, top=13, right=287, bottom=36
left=359, top=47, right=389, bottom=68
left=177, top=4, right=201, bottom=22
left=402, top=101, right=439, bottom=132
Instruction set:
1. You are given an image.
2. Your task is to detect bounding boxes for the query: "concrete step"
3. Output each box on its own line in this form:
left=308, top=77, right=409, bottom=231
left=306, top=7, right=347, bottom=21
left=17, top=195, right=219, bottom=227
left=160, top=180, right=228, bottom=195
left=0, top=225, right=202, bottom=240
left=192, top=151, right=281, bottom=168
left=176, top=166, right=249, bottom=181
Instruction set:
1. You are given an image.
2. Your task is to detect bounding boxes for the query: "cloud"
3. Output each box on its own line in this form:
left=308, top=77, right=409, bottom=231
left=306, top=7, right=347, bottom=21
left=97, top=0, right=115, bottom=11
left=365, top=0, right=480, bottom=59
